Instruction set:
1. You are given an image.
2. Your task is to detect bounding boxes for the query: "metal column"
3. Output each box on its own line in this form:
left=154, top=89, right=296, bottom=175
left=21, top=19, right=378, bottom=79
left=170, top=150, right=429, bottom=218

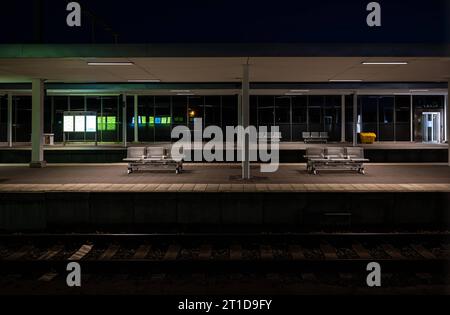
left=341, top=94, right=346, bottom=143
left=242, top=63, right=250, bottom=179
left=30, top=79, right=46, bottom=168
left=410, top=94, right=414, bottom=142
left=447, top=80, right=450, bottom=166
left=352, top=93, right=358, bottom=147
left=134, top=95, right=139, bottom=143
left=7, top=93, right=12, bottom=147
left=122, top=94, right=127, bottom=148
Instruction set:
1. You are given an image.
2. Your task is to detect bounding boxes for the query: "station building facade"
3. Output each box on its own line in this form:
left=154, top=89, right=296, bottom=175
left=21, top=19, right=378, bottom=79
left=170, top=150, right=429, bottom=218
left=0, top=93, right=447, bottom=144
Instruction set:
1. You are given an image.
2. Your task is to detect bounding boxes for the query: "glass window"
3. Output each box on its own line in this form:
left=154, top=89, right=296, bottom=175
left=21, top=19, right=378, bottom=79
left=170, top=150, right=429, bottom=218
left=222, top=95, right=238, bottom=129
left=395, top=96, right=411, bottom=123
left=258, top=96, right=274, bottom=126
left=275, top=96, right=290, bottom=124
left=250, top=96, right=257, bottom=126
left=188, top=96, right=204, bottom=128
left=155, top=96, right=171, bottom=142
left=100, top=96, right=120, bottom=142
left=172, top=96, right=187, bottom=126
left=308, top=96, right=323, bottom=124
left=204, top=96, right=221, bottom=127
left=0, top=96, right=6, bottom=141
left=378, top=96, right=395, bottom=141
left=361, top=96, right=378, bottom=123
left=292, top=96, right=307, bottom=123
left=13, top=96, right=32, bottom=142
left=69, top=96, right=85, bottom=111
left=379, top=97, right=394, bottom=123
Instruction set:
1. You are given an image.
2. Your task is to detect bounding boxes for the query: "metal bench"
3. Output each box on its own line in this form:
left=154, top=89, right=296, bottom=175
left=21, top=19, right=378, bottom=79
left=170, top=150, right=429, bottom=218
left=302, top=132, right=329, bottom=143
left=125, top=146, right=184, bottom=174
left=304, top=147, right=369, bottom=175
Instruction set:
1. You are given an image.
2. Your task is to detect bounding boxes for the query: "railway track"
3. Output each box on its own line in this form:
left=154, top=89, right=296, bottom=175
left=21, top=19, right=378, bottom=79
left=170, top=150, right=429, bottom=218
left=0, top=233, right=448, bottom=268
left=0, top=233, right=449, bottom=294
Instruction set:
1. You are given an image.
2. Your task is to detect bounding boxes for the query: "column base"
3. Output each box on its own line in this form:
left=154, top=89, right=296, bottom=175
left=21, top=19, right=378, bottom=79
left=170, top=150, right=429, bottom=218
left=29, top=161, right=47, bottom=168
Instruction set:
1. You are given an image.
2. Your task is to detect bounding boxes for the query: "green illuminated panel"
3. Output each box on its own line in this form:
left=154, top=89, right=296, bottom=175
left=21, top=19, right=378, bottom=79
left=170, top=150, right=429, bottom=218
left=106, top=116, right=117, bottom=131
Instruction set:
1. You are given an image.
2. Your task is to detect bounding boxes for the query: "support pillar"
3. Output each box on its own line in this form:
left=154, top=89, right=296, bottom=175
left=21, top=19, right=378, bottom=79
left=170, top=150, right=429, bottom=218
left=30, top=79, right=46, bottom=168
left=237, top=94, right=242, bottom=127
left=341, top=94, right=346, bottom=143
left=134, top=95, right=139, bottom=143
left=352, top=93, right=358, bottom=147
left=410, top=94, right=414, bottom=142
left=7, top=93, right=13, bottom=147
left=447, top=80, right=449, bottom=166
left=122, top=94, right=127, bottom=148
left=242, top=64, right=250, bottom=180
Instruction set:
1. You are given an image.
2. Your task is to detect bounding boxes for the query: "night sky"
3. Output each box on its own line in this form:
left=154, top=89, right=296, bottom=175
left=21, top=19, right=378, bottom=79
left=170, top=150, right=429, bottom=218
left=0, top=0, right=448, bottom=44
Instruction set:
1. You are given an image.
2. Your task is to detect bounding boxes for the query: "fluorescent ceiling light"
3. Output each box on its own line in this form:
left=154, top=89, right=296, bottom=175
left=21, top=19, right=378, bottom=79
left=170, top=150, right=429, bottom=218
left=176, top=93, right=195, bottom=96
left=410, top=89, right=429, bottom=92
left=171, top=90, right=191, bottom=93
left=329, top=79, right=363, bottom=82
left=87, top=62, right=134, bottom=66
left=289, top=90, right=310, bottom=93
left=362, top=62, right=408, bottom=65
left=127, top=79, right=161, bottom=83
left=393, top=93, right=411, bottom=95
left=285, top=93, right=304, bottom=96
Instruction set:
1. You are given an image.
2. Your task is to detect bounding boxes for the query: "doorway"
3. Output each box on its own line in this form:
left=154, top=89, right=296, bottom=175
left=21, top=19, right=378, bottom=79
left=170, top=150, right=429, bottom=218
left=422, top=112, right=441, bottom=143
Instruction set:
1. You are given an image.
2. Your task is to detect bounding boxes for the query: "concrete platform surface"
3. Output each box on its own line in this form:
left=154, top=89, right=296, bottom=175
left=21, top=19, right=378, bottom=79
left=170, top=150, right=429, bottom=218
left=0, top=164, right=449, bottom=192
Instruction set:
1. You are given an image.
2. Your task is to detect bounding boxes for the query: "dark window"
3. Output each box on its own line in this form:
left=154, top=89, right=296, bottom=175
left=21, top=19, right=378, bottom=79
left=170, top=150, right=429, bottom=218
left=172, top=96, right=187, bottom=126
left=14, top=96, right=32, bottom=142
left=361, top=96, right=378, bottom=123
left=395, top=96, right=411, bottom=123
left=53, top=96, right=68, bottom=142
left=275, top=96, right=291, bottom=141
left=250, top=96, right=257, bottom=126
left=222, top=95, right=238, bottom=129
left=69, top=96, right=85, bottom=111
left=154, top=96, right=171, bottom=141
left=275, top=96, right=290, bottom=124
left=258, top=96, right=274, bottom=126
left=204, top=96, right=221, bottom=127
left=378, top=97, right=395, bottom=141
left=292, top=96, right=307, bottom=123
left=100, top=96, right=120, bottom=142
left=188, top=96, right=204, bottom=129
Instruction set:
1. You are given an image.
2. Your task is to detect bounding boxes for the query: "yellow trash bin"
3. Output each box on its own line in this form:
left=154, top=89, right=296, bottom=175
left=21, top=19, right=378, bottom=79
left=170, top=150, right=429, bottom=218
left=359, top=132, right=377, bottom=144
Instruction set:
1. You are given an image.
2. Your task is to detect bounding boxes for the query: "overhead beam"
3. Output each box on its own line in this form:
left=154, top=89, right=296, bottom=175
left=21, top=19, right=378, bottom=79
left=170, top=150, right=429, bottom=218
left=0, top=82, right=446, bottom=92
left=0, top=43, right=448, bottom=58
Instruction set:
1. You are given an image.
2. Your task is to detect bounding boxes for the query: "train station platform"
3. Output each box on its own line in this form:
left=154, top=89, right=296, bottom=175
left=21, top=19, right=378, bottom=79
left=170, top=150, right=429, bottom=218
left=0, top=164, right=449, bottom=232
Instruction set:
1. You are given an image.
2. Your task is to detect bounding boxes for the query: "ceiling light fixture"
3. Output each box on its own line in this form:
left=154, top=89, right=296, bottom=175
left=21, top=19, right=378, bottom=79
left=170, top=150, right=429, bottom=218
left=362, top=62, right=408, bottom=65
left=409, top=89, right=429, bottom=92
left=171, top=90, right=191, bottom=93
left=289, top=90, right=310, bottom=93
left=87, top=62, right=134, bottom=66
left=285, top=93, right=304, bottom=96
left=127, top=79, right=161, bottom=83
left=329, top=79, right=363, bottom=82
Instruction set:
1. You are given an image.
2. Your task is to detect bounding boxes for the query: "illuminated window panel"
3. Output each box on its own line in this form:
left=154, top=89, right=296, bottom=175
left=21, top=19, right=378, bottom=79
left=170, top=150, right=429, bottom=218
left=106, top=116, right=117, bottom=131
left=149, top=116, right=155, bottom=125
left=97, top=117, right=106, bottom=131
